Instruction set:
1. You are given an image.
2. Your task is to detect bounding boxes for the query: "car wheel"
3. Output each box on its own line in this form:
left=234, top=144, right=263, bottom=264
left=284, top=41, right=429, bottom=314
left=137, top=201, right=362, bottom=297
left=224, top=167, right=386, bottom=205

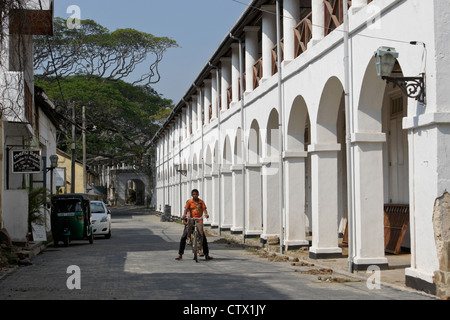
left=105, top=229, right=111, bottom=239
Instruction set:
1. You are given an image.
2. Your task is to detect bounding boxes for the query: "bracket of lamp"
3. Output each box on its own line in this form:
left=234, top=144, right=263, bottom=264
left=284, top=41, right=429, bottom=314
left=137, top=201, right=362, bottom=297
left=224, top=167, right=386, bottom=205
left=176, top=169, right=187, bottom=176
left=382, top=73, right=426, bottom=104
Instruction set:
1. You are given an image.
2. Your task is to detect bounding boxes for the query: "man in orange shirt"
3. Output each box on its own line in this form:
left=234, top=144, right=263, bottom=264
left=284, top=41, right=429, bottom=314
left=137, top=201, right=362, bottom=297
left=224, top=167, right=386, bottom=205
left=175, top=189, right=213, bottom=260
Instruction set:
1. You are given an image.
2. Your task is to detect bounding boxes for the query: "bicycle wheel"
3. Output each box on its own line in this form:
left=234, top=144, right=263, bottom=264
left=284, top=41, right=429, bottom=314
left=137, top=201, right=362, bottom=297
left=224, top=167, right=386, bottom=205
left=193, top=229, right=198, bottom=262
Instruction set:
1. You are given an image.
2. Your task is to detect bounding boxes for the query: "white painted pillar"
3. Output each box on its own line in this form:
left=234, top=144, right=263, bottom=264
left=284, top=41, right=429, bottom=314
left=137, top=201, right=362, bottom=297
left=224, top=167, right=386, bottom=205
left=191, top=96, right=197, bottom=133
left=186, top=104, right=191, bottom=138
left=311, top=0, right=325, bottom=43
left=350, top=0, right=368, bottom=14
left=220, top=57, right=231, bottom=111
left=284, top=152, right=309, bottom=249
left=283, top=0, right=301, bottom=63
left=182, top=108, right=187, bottom=139
left=231, top=165, right=244, bottom=233
left=211, top=69, right=218, bottom=120
left=352, top=137, right=388, bottom=270
left=221, top=168, right=233, bottom=229
left=261, top=5, right=277, bottom=81
left=204, top=79, right=212, bottom=125
left=245, top=165, right=263, bottom=236
left=261, top=159, right=280, bottom=240
left=231, top=43, right=240, bottom=103
left=196, top=89, right=203, bottom=129
left=244, top=26, right=260, bottom=92
left=211, top=170, right=220, bottom=228
left=308, top=144, right=342, bottom=259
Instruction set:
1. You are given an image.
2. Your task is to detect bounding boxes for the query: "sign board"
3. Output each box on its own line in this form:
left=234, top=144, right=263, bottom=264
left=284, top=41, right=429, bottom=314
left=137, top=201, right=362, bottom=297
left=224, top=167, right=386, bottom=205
left=55, top=167, right=66, bottom=187
left=31, top=223, right=47, bottom=242
left=12, top=150, right=41, bottom=173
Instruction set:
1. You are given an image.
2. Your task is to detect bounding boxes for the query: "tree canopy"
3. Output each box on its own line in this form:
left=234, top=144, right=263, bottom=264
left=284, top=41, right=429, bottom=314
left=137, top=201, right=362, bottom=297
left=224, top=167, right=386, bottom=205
left=35, top=75, right=172, bottom=171
left=34, top=17, right=178, bottom=85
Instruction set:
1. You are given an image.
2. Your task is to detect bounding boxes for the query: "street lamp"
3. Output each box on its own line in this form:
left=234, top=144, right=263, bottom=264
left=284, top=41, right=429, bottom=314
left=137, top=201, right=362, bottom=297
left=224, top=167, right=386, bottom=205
left=46, top=154, right=59, bottom=195
left=374, top=46, right=426, bottom=104
left=174, top=163, right=187, bottom=176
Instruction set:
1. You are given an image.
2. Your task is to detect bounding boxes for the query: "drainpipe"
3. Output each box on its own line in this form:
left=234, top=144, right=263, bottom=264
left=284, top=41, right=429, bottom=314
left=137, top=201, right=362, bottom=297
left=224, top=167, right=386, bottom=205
left=276, top=0, right=285, bottom=254
left=194, top=85, right=205, bottom=212
left=343, top=1, right=355, bottom=273
left=209, top=62, right=222, bottom=236
left=230, top=33, right=247, bottom=244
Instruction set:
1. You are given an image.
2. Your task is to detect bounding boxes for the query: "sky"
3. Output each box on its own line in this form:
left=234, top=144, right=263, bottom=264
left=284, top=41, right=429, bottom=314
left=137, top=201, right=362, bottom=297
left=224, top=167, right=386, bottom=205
left=54, top=0, right=252, bottom=104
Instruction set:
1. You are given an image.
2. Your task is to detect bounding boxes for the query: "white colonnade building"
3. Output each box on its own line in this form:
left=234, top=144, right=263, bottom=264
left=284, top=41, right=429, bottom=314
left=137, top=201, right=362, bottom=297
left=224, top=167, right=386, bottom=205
left=152, top=0, right=450, bottom=296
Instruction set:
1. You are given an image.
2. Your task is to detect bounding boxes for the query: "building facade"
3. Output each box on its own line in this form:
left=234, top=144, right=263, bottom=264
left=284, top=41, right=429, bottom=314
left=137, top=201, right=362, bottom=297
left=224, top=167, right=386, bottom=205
left=0, top=0, right=55, bottom=242
left=152, top=0, right=450, bottom=296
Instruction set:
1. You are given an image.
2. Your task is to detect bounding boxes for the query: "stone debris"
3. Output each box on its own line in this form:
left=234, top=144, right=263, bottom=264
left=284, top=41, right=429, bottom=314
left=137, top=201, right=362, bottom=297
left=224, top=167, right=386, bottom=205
left=297, top=268, right=333, bottom=275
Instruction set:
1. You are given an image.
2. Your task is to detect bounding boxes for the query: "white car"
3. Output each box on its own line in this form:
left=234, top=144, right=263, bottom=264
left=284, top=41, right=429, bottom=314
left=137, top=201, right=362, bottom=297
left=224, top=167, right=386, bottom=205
left=90, top=201, right=111, bottom=239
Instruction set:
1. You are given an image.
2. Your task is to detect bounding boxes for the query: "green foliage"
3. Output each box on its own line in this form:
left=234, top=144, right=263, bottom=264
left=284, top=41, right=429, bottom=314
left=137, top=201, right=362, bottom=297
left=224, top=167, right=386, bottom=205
left=35, top=75, right=172, bottom=170
left=28, top=187, right=49, bottom=233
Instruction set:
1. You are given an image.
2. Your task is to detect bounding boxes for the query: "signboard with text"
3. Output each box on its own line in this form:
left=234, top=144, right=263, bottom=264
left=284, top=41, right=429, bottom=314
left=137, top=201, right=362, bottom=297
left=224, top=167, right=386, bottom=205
left=12, top=150, right=42, bottom=174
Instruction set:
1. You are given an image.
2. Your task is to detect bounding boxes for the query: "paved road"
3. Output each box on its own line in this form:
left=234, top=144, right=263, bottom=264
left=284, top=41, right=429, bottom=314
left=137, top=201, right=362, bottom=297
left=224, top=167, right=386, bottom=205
left=0, top=206, right=434, bottom=304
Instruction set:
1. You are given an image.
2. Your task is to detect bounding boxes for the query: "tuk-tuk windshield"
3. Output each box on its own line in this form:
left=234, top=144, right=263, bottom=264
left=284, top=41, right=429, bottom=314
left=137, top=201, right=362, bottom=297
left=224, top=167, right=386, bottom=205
left=53, top=199, right=82, bottom=213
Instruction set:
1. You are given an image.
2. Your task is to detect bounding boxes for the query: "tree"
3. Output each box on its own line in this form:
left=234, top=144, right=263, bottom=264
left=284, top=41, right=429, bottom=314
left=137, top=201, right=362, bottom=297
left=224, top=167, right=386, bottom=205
left=35, top=75, right=172, bottom=172
left=34, top=17, right=178, bottom=85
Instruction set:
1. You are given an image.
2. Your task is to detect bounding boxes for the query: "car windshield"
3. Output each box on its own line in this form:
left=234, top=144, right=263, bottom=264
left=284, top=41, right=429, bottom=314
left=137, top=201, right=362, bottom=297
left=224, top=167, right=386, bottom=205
left=90, top=202, right=105, bottom=213
left=53, top=199, right=82, bottom=213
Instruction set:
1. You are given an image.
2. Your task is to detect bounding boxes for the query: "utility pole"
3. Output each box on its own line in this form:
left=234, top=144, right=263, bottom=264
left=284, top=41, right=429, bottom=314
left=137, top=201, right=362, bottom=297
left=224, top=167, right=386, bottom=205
left=83, top=106, right=87, bottom=194
left=71, top=102, right=76, bottom=194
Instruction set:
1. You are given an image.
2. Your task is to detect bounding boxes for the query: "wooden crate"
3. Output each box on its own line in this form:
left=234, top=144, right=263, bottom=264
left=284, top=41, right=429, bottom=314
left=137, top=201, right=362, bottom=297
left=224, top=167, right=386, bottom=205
left=384, top=204, right=409, bottom=254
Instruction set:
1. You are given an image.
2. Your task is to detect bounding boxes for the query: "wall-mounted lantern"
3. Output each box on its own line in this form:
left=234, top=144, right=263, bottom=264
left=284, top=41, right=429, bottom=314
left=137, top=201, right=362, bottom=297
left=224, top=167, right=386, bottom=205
left=375, top=46, right=425, bottom=104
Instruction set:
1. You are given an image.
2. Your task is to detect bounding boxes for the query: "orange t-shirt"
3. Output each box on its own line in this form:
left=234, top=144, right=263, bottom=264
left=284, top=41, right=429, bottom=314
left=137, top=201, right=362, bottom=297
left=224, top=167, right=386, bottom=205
left=185, top=199, right=206, bottom=221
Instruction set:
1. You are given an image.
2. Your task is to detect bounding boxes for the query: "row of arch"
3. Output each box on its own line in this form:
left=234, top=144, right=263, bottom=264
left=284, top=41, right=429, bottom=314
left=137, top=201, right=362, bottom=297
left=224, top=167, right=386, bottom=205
left=156, top=55, right=410, bottom=265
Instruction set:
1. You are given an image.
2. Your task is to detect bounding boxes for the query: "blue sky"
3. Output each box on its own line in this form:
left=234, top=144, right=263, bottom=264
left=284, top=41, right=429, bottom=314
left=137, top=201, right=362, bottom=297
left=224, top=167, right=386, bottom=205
left=54, top=0, right=251, bottom=103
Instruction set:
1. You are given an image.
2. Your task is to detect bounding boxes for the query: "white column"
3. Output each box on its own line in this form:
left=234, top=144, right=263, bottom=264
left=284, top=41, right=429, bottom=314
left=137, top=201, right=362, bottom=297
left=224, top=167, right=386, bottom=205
left=261, top=4, right=276, bottom=81
left=204, top=79, right=212, bottom=125
left=221, top=168, right=233, bottom=229
left=220, top=57, right=231, bottom=111
left=231, top=43, right=240, bottom=103
left=182, top=107, right=187, bottom=139
left=261, top=159, right=280, bottom=240
left=244, top=26, right=260, bottom=92
left=196, top=89, right=203, bottom=129
left=211, top=69, right=218, bottom=121
left=308, top=144, right=342, bottom=259
left=311, top=0, right=325, bottom=43
left=349, top=0, right=368, bottom=14
left=191, top=96, right=197, bottom=133
left=283, top=0, right=301, bottom=63
left=245, top=165, right=263, bottom=236
left=352, top=137, right=388, bottom=270
left=231, top=165, right=244, bottom=233
left=284, top=152, right=309, bottom=249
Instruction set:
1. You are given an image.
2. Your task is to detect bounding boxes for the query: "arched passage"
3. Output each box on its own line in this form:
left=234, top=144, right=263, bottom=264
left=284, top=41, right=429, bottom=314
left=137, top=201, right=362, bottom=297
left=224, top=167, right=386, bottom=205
left=309, top=76, right=344, bottom=259
left=245, top=120, right=263, bottom=236
left=284, top=95, right=311, bottom=249
left=262, top=109, right=281, bottom=240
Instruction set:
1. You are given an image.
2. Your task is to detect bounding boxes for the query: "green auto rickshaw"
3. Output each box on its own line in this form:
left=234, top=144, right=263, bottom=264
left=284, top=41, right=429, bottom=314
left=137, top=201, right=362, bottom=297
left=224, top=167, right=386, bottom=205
left=51, top=194, right=94, bottom=247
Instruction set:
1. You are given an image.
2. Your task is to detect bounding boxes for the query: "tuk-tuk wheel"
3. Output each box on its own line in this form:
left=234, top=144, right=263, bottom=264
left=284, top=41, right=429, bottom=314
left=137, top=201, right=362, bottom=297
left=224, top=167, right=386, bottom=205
left=89, top=233, right=94, bottom=244
left=63, top=235, right=70, bottom=247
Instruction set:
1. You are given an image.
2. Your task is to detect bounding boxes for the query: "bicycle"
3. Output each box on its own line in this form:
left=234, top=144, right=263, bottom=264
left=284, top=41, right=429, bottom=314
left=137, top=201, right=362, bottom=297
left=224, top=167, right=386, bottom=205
left=187, top=216, right=204, bottom=262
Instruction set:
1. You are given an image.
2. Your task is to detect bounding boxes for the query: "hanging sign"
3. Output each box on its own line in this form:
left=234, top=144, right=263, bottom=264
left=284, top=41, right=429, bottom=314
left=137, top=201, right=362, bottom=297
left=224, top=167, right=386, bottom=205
left=12, top=150, right=42, bottom=173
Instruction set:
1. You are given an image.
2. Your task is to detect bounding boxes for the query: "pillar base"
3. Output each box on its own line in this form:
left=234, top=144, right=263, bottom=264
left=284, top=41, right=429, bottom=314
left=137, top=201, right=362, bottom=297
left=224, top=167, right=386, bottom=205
left=309, top=247, right=342, bottom=259
left=351, top=256, right=389, bottom=271
left=405, top=267, right=437, bottom=295
left=285, top=240, right=310, bottom=251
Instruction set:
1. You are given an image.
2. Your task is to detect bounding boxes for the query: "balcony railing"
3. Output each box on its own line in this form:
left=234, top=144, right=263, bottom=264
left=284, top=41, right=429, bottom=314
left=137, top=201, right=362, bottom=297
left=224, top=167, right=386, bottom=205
left=253, top=57, right=263, bottom=89
left=271, top=39, right=284, bottom=75
left=324, top=0, right=354, bottom=36
left=294, top=12, right=313, bottom=58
